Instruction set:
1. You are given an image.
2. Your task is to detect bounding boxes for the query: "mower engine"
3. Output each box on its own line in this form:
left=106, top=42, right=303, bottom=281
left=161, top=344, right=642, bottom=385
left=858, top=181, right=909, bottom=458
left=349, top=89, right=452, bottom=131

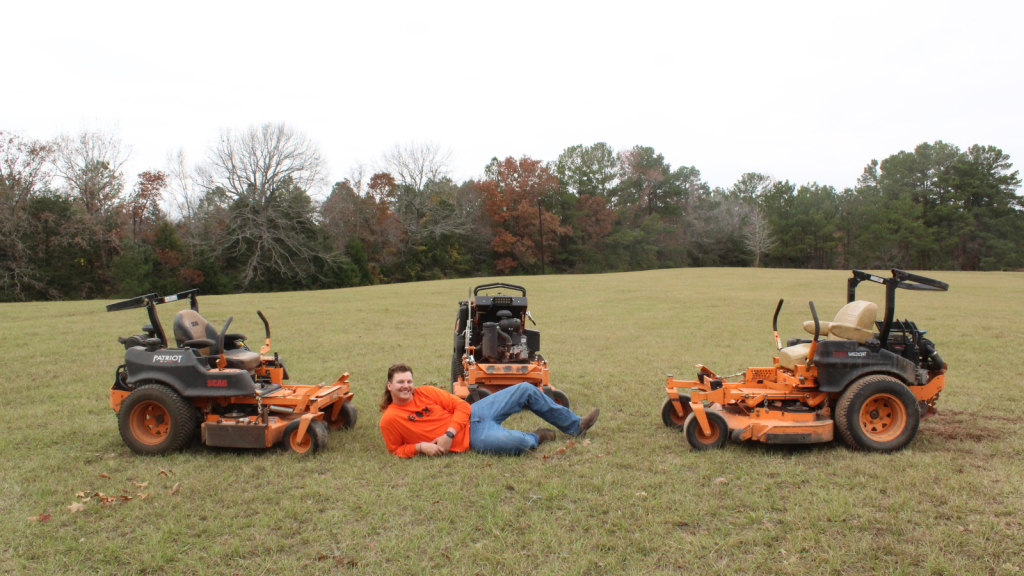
left=481, top=310, right=532, bottom=363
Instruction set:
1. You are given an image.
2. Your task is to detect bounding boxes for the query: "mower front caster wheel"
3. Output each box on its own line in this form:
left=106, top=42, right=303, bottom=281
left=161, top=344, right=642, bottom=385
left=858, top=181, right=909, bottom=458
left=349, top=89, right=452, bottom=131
left=683, top=411, right=728, bottom=451
left=324, top=401, right=357, bottom=430
left=118, top=384, right=198, bottom=455
left=661, top=396, right=692, bottom=431
left=283, top=419, right=328, bottom=455
left=550, top=389, right=569, bottom=409
left=466, top=388, right=491, bottom=404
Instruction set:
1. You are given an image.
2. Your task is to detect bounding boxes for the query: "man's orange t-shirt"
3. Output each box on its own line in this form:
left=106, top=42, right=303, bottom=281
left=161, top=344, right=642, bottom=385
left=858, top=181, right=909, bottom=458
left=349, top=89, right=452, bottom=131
left=379, top=386, right=472, bottom=458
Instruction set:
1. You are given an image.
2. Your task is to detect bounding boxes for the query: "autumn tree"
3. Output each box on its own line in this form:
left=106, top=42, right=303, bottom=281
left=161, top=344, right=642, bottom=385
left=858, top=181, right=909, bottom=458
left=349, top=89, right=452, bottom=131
left=480, top=156, right=569, bottom=274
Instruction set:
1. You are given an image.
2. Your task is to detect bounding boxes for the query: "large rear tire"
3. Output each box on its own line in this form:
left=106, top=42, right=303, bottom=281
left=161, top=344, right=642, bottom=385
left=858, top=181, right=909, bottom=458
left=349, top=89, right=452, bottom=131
left=661, top=396, right=692, bottom=430
left=450, top=354, right=464, bottom=392
left=118, top=384, right=197, bottom=455
left=835, top=375, right=920, bottom=452
left=324, top=401, right=357, bottom=430
left=683, top=411, right=728, bottom=451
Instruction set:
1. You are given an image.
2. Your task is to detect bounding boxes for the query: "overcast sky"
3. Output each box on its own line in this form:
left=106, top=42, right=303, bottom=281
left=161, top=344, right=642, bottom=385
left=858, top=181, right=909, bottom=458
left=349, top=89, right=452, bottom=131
left=3, top=1, right=1022, bottom=195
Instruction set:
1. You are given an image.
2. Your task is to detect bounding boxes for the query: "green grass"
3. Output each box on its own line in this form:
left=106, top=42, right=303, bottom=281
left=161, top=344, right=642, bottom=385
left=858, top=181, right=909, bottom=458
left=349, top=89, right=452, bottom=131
left=2, top=268, right=1023, bottom=575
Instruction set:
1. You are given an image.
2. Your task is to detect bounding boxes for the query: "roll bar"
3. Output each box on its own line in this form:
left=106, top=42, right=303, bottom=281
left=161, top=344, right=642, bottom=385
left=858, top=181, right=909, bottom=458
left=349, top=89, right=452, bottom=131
left=847, top=269, right=948, bottom=350
left=473, top=283, right=526, bottom=296
left=106, top=289, right=201, bottom=348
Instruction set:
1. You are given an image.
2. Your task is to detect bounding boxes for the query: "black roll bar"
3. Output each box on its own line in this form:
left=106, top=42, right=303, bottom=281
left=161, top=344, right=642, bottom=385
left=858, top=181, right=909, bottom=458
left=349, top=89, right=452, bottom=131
left=847, top=269, right=948, bottom=350
left=473, top=283, right=527, bottom=296
left=106, top=289, right=202, bottom=349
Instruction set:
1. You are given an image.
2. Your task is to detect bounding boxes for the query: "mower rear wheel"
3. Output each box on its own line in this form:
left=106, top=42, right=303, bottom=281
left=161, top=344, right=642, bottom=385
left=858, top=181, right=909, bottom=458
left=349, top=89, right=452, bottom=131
left=836, top=375, right=920, bottom=452
left=551, top=389, right=570, bottom=409
left=118, top=384, right=197, bottom=455
left=324, top=401, right=357, bottom=430
left=661, top=396, right=692, bottom=430
left=450, top=353, right=465, bottom=391
left=683, top=411, right=728, bottom=451
left=283, top=419, right=328, bottom=455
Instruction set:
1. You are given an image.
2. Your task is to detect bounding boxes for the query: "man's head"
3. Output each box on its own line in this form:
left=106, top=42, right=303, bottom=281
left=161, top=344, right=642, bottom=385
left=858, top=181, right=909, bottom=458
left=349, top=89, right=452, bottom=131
left=380, top=363, right=414, bottom=411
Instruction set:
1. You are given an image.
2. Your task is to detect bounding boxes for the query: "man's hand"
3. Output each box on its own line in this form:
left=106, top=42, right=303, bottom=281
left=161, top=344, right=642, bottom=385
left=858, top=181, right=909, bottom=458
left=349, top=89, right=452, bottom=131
left=432, top=432, right=453, bottom=453
left=417, top=442, right=445, bottom=456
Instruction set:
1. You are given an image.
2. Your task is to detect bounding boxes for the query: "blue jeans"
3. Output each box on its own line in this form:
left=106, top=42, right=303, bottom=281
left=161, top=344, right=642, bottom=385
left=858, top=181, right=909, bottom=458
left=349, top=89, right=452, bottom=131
left=468, top=383, right=581, bottom=456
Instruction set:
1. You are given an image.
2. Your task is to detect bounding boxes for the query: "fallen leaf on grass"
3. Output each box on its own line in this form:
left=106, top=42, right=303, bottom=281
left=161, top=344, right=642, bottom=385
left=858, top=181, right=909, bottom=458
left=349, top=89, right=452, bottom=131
left=137, top=494, right=149, bottom=499
left=636, top=492, right=648, bottom=498
left=66, top=502, right=85, bottom=514
left=99, top=473, right=111, bottom=479
left=75, top=491, right=86, bottom=498
left=958, top=525, right=974, bottom=533
left=158, top=469, right=172, bottom=477
left=713, top=477, right=728, bottom=486
left=133, top=482, right=148, bottom=488
left=80, top=497, right=91, bottom=503
left=673, top=520, right=690, bottom=527
left=565, top=440, right=576, bottom=448
left=582, top=439, right=592, bottom=446
left=119, top=495, right=133, bottom=502
left=28, top=514, right=51, bottom=522
left=555, top=447, right=567, bottom=454
left=170, top=482, right=181, bottom=495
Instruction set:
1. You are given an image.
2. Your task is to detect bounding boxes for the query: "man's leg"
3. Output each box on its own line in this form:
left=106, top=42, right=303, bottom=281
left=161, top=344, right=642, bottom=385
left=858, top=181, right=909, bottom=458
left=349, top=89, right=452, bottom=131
left=470, top=382, right=581, bottom=436
left=468, top=420, right=539, bottom=456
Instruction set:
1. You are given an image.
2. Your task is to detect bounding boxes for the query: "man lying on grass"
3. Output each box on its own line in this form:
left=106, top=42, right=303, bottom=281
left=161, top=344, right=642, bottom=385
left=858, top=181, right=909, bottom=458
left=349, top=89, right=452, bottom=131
left=379, top=363, right=599, bottom=457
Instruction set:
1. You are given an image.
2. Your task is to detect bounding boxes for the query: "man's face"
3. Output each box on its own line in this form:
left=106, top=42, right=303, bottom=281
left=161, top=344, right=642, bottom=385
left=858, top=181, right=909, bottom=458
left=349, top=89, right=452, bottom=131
left=387, top=371, right=415, bottom=404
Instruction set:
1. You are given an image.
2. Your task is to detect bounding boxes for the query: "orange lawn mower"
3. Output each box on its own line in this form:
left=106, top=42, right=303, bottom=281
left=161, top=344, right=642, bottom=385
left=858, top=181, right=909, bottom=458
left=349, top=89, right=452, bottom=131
left=450, top=283, right=570, bottom=408
left=107, top=289, right=356, bottom=456
left=662, top=269, right=949, bottom=453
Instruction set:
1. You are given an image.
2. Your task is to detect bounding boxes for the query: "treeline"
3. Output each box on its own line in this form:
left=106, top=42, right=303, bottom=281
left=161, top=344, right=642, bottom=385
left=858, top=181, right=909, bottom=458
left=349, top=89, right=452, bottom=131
left=1, top=124, right=1022, bottom=302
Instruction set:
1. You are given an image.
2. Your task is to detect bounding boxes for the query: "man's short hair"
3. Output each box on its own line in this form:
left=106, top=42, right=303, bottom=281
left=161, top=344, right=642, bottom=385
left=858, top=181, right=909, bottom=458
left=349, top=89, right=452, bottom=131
left=387, top=363, right=413, bottom=382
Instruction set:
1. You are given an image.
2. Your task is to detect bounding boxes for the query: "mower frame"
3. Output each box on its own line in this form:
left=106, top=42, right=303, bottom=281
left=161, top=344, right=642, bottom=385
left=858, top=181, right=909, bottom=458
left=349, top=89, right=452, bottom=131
left=108, top=290, right=355, bottom=455
left=664, top=269, right=949, bottom=452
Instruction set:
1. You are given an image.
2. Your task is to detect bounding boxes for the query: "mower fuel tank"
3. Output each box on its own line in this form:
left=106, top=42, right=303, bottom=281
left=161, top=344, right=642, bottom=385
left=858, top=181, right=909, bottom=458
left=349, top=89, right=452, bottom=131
left=526, top=329, right=540, bottom=353
left=124, top=346, right=257, bottom=398
left=813, top=340, right=916, bottom=393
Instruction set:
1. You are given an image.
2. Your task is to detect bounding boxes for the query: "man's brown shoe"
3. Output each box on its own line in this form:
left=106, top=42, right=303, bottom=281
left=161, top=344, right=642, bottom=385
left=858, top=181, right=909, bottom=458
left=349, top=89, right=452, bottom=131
left=576, top=409, right=600, bottom=436
left=534, top=428, right=556, bottom=445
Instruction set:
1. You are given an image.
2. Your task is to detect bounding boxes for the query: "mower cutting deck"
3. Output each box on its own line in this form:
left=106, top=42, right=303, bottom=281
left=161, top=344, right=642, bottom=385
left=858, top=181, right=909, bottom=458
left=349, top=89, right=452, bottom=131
left=107, top=290, right=356, bottom=456
left=450, top=283, right=569, bottom=407
left=662, top=269, right=949, bottom=453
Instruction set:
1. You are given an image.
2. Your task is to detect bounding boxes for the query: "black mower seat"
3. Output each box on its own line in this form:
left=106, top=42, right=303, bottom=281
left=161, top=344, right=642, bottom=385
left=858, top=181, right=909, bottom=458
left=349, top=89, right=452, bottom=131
left=174, top=310, right=262, bottom=371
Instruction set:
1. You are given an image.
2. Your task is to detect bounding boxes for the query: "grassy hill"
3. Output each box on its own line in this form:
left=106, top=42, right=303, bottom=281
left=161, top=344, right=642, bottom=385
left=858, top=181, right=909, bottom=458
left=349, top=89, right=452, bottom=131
left=2, top=268, right=1022, bottom=574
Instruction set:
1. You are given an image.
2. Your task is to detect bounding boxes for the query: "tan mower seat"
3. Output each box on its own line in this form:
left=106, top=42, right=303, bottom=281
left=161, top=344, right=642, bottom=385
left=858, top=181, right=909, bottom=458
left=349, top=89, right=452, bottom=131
left=780, top=301, right=879, bottom=369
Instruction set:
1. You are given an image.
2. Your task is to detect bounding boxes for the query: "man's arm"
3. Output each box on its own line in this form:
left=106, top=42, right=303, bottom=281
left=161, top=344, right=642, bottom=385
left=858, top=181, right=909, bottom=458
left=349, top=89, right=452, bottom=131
left=422, top=386, right=471, bottom=452
left=379, top=415, right=423, bottom=458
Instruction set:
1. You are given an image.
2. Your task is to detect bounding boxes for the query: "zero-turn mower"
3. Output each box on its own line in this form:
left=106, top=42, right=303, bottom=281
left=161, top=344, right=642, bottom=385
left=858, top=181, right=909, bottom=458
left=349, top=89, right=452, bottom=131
left=107, top=289, right=356, bottom=456
left=451, top=283, right=569, bottom=407
left=662, top=269, right=949, bottom=453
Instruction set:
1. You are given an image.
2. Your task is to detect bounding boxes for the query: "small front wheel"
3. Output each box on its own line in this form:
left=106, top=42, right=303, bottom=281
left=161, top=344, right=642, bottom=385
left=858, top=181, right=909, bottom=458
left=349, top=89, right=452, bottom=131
left=324, top=401, right=357, bottom=430
left=551, top=389, right=570, bottom=409
left=661, top=396, right=692, bottom=431
left=683, top=411, right=728, bottom=451
left=466, top=388, right=491, bottom=404
left=283, top=419, right=328, bottom=455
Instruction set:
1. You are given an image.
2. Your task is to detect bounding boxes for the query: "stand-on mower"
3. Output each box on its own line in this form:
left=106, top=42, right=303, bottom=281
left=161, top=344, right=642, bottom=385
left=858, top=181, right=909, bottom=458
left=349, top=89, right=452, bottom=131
left=451, top=283, right=569, bottom=407
left=662, top=269, right=949, bottom=453
left=107, top=289, right=356, bottom=456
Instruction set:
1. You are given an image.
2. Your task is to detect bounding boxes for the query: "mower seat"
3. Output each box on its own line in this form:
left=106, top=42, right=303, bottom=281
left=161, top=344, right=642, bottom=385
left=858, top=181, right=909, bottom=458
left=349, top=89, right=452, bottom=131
left=780, top=301, right=878, bottom=369
left=173, top=310, right=262, bottom=371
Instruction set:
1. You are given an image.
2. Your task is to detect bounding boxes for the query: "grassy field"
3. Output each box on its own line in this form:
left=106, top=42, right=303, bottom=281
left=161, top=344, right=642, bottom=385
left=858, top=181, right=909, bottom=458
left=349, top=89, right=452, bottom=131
left=2, top=268, right=1023, bottom=575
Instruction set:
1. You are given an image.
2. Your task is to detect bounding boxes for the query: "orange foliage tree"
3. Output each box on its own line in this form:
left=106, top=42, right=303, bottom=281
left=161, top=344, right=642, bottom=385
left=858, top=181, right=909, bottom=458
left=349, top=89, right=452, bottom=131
left=479, top=156, right=569, bottom=274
